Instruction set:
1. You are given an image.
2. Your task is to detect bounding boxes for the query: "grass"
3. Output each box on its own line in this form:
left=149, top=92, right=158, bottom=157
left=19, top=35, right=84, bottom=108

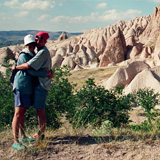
left=1, top=115, right=160, bottom=159
left=68, top=66, right=119, bottom=90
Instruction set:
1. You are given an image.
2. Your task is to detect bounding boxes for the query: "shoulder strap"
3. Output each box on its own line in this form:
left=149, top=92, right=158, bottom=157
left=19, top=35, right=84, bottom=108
left=19, top=51, right=26, bottom=55
left=19, top=51, right=33, bottom=58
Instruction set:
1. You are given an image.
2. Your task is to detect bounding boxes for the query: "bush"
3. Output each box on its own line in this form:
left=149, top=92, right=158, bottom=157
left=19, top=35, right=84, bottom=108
left=67, top=79, right=133, bottom=128
left=45, top=66, right=76, bottom=129
left=130, top=118, right=160, bottom=132
left=0, top=72, right=14, bottom=129
left=134, top=88, right=160, bottom=124
left=129, top=88, right=160, bottom=132
left=1, top=64, right=160, bottom=134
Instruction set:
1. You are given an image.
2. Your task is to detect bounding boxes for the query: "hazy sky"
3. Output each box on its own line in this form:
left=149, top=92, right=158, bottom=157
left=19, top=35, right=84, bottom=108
left=0, top=0, right=160, bottom=32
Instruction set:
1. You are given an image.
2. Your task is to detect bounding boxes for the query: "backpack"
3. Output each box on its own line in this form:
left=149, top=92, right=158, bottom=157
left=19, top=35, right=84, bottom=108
left=10, top=52, right=26, bottom=84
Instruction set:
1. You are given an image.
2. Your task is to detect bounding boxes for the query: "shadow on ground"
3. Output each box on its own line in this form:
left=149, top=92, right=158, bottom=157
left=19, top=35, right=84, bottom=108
left=47, top=133, right=159, bottom=146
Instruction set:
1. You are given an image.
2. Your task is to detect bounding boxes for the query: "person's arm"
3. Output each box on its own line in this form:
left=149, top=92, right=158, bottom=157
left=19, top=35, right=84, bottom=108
left=26, top=68, right=54, bottom=78
left=12, top=64, right=54, bottom=78
left=11, top=63, right=31, bottom=71
left=27, top=68, right=47, bottom=77
left=27, top=69, right=54, bottom=78
left=12, top=49, right=46, bottom=71
left=11, top=49, right=54, bottom=78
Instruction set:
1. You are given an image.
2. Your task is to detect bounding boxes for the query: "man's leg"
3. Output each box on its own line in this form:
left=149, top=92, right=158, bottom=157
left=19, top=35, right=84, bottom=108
left=12, top=106, right=27, bottom=144
left=36, top=109, right=46, bottom=135
left=33, top=85, right=47, bottom=136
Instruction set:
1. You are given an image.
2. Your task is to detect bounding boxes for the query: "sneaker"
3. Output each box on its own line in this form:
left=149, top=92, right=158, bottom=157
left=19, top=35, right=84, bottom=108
left=12, top=143, right=25, bottom=150
left=32, top=142, right=40, bottom=146
left=19, top=137, right=35, bottom=142
left=31, top=134, right=38, bottom=138
left=32, top=131, right=45, bottom=140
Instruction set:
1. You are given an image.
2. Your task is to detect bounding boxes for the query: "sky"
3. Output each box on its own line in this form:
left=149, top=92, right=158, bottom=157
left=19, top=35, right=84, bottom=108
left=0, top=0, right=160, bottom=33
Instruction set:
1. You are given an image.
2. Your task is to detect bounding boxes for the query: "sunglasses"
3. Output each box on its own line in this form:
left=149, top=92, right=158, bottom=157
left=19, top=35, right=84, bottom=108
left=35, top=35, right=44, bottom=40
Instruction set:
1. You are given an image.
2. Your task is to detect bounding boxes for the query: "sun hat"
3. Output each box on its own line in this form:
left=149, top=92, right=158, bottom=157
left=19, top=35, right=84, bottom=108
left=36, top=31, right=50, bottom=41
left=24, top=34, right=36, bottom=46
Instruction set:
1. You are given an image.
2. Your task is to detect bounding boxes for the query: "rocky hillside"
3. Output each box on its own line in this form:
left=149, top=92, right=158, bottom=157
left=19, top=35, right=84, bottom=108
left=1, top=3, right=160, bottom=93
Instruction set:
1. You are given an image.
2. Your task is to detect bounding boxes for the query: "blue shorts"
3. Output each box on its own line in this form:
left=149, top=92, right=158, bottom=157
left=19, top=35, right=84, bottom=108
left=32, top=85, right=48, bottom=109
left=14, top=89, right=31, bottom=109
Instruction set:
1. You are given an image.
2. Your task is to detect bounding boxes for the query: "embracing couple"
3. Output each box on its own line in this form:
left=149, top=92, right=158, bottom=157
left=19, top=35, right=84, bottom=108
left=11, top=32, right=54, bottom=150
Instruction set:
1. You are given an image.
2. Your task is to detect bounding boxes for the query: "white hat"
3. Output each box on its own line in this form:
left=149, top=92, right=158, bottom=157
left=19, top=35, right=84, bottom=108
left=24, top=34, right=36, bottom=46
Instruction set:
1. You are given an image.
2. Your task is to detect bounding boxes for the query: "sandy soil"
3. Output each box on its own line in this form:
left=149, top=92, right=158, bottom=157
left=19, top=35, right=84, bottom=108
left=42, top=139, right=160, bottom=160
left=1, top=136, right=160, bottom=160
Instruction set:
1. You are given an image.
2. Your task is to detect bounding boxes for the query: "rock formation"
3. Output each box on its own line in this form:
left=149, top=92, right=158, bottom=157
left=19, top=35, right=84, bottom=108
left=99, top=28, right=126, bottom=67
left=52, top=54, right=63, bottom=69
left=46, top=12, right=152, bottom=70
left=103, top=61, right=150, bottom=90
left=57, top=32, right=68, bottom=41
left=139, top=4, right=160, bottom=44
left=123, top=69, right=160, bottom=94
left=0, top=47, right=14, bottom=64
left=61, top=56, right=76, bottom=70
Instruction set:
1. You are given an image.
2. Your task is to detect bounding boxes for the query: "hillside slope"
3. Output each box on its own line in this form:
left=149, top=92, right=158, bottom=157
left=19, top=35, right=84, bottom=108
left=0, top=30, right=82, bottom=48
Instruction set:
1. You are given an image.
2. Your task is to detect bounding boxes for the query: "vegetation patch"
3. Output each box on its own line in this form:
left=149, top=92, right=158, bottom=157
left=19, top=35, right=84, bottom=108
left=1, top=65, right=160, bottom=159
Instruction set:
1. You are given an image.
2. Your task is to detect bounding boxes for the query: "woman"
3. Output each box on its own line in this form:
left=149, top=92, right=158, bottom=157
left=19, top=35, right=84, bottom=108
left=12, top=34, right=52, bottom=150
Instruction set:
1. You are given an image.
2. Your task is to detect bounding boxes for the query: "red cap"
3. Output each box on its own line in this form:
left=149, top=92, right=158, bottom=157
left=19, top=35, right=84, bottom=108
left=36, top=31, right=50, bottom=41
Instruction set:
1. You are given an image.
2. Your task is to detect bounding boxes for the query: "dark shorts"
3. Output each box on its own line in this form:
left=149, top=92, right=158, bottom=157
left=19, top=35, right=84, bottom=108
left=14, top=89, right=31, bottom=109
left=32, top=85, right=48, bottom=109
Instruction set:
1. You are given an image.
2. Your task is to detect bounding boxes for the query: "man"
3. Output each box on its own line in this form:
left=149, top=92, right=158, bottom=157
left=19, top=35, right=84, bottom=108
left=12, top=31, right=53, bottom=141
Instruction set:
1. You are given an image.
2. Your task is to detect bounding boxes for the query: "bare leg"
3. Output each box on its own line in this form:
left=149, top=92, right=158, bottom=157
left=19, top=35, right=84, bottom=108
left=36, top=109, right=46, bottom=135
left=19, top=111, right=27, bottom=138
left=12, top=106, right=27, bottom=143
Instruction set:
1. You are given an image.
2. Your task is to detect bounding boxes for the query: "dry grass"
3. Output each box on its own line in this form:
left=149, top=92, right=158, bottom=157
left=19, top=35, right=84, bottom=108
left=1, top=112, right=160, bottom=160
left=68, top=66, right=119, bottom=90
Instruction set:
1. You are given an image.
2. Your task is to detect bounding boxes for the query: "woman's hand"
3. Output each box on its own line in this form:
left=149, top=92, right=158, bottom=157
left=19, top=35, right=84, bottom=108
left=11, top=65, right=16, bottom=71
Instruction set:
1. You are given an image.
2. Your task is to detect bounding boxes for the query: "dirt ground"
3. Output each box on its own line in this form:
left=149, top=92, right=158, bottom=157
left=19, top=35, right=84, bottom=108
left=39, top=139, right=160, bottom=160
left=1, top=135, right=160, bottom=160
left=1, top=106, right=160, bottom=160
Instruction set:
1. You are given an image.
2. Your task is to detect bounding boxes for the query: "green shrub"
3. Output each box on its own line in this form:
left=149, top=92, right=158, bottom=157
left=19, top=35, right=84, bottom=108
left=24, top=107, right=38, bottom=127
left=1, top=64, right=160, bottom=135
left=129, top=121, right=152, bottom=132
left=129, top=88, right=160, bottom=132
left=45, top=66, right=76, bottom=129
left=67, top=79, right=133, bottom=128
left=134, top=88, right=160, bottom=124
left=130, top=118, right=160, bottom=133
left=0, top=73, right=14, bottom=130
